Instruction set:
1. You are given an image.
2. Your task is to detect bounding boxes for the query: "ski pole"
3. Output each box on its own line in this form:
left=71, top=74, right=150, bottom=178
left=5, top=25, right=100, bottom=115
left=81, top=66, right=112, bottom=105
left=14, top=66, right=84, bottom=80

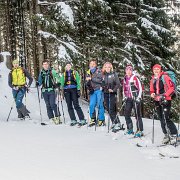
left=133, top=97, right=141, bottom=132
left=59, top=88, right=66, bottom=124
left=119, top=99, right=126, bottom=113
left=7, top=101, right=15, bottom=122
left=7, top=89, right=19, bottom=122
left=175, top=114, right=180, bottom=147
left=36, top=86, right=46, bottom=126
left=87, top=107, right=90, bottom=130
left=56, top=88, right=61, bottom=124
left=107, top=93, right=111, bottom=133
left=152, top=108, right=155, bottom=144
left=175, top=98, right=180, bottom=147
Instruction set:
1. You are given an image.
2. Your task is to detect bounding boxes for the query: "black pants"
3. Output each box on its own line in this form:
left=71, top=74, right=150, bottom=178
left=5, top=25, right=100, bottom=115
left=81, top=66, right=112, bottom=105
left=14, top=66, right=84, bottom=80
left=104, top=93, right=118, bottom=123
left=155, top=101, right=177, bottom=135
left=64, top=88, right=84, bottom=121
left=43, top=90, right=58, bottom=119
left=124, top=98, right=143, bottom=131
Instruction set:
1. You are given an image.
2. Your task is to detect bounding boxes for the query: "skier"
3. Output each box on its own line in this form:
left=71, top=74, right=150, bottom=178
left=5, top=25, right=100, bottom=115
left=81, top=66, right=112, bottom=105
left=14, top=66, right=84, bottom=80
left=150, top=64, right=177, bottom=144
left=86, top=59, right=105, bottom=127
left=102, top=62, right=122, bottom=132
left=122, top=65, right=143, bottom=137
left=37, top=59, right=61, bottom=125
left=60, top=62, right=86, bottom=126
left=8, top=59, right=33, bottom=120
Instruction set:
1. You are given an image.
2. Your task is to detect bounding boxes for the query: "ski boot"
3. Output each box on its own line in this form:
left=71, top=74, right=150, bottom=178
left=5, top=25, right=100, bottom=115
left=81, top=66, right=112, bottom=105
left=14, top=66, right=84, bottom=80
left=125, top=129, right=134, bottom=135
left=169, top=134, right=179, bottom=145
left=25, top=114, right=32, bottom=120
left=98, top=120, right=106, bottom=127
left=53, top=117, right=62, bottom=125
left=78, top=120, right=87, bottom=127
left=162, top=134, right=170, bottom=144
left=112, top=123, right=122, bottom=133
left=70, top=120, right=77, bottom=126
left=134, top=131, right=143, bottom=138
left=88, top=119, right=96, bottom=127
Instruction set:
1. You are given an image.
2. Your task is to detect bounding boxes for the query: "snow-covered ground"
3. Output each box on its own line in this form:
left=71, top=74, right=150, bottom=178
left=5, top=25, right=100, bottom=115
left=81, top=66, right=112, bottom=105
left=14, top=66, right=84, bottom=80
left=0, top=55, right=180, bottom=180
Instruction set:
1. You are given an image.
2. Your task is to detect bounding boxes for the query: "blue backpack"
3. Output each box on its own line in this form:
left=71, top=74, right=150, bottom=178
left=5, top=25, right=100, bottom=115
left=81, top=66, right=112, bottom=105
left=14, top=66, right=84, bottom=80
left=161, top=71, right=177, bottom=98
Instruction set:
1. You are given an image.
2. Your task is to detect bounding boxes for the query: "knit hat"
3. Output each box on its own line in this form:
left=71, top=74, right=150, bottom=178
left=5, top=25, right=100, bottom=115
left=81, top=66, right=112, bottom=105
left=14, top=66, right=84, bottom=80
left=125, top=65, right=133, bottom=72
left=152, top=64, right=161, bottom=71
left=12, top=59, right=19, bottom=65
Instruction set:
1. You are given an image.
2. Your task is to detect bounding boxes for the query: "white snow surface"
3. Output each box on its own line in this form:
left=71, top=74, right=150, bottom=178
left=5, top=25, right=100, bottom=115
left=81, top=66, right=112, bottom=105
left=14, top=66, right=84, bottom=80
left=0, top=53, right=180, bottom=180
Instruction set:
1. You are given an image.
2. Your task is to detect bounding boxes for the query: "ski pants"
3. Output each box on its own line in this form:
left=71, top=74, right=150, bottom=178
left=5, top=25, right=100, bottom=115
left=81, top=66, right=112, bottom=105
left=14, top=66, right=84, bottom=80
left=104, top=93, right=117, bottom=123
left=64, top=88, right=84, bottom=121
left=155, top=101, right=177, bottom=135
left=43, top=90, right=58, bottom=119
left=89, top=89, right=105, bottom=121
left=124, top=98, right=143, bottom=131
left=12, top=87, right=26, bottom=109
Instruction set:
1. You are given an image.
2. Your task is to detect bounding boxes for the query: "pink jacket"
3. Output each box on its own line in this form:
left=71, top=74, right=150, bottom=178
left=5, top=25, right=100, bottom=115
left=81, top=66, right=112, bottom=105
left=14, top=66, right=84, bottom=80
left=123, top=75, right=142, bottom=98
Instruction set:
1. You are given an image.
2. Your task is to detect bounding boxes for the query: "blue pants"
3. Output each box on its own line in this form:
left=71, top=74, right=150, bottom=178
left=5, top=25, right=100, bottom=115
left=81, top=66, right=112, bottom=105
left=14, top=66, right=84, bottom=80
left=43, top=91, right=58, bottom=119
left=12, top=88, right=26, bottom=109
left=89, top=90, right=105, bottom=121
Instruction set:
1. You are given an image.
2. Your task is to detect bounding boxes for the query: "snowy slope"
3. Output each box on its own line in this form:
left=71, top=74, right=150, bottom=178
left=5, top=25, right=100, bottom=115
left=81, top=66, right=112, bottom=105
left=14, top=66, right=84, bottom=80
left=0, top=54, right=180, bottom=180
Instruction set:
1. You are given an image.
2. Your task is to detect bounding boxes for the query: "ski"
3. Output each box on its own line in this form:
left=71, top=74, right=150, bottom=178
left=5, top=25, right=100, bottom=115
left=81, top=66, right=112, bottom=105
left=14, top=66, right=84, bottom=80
left=159, top=153, right=179, bottom=159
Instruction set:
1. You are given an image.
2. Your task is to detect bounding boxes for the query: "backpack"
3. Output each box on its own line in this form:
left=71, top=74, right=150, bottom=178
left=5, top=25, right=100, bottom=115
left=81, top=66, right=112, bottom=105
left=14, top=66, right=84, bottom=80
left=41, top=69, right=56, bottom=89
left=161, top=71, right=177, bottom=98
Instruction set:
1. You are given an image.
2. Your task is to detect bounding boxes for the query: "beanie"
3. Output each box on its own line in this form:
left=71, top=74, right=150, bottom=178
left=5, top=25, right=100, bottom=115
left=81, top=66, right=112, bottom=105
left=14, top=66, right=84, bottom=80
left=152, top=64, right=161, bottom=71
left=12, top=59, right=19, bottom=65
left=125, top=65, right=133, bottom=72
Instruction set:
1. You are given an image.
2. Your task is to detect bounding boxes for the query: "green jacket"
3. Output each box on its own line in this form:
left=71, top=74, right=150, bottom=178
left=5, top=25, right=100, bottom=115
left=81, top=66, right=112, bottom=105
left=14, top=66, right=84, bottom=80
left=52, top=69, right=61, bottom=84
left=60, top=70, right=81, bottom=90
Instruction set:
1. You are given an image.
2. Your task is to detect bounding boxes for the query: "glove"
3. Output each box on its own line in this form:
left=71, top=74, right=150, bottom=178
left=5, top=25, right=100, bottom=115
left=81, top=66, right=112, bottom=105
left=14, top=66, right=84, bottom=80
left=13, top=86, right=19, bottom=90
left=77, top=90, right=81, bottom=98
left=54, top=83, right=60, bottom=89
left=160, top=95, right=168, bottom=105
left=135, top=97, right=141, bottom=103
left=154, top=95, right=164, bottom=102
left=108, top=89, right=113, bottom=93
left=36, top=81, right=39, bottom=87
left=122, top=97, right=127, bottom=103
left=160, top=95, right=165, bottom=101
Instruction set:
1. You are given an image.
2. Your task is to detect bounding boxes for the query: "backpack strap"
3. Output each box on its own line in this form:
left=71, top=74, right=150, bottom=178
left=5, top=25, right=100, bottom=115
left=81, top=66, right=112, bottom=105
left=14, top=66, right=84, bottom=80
left=49, top=69, right=56, bottom=86
left=161, top=74, right=168, bottom=90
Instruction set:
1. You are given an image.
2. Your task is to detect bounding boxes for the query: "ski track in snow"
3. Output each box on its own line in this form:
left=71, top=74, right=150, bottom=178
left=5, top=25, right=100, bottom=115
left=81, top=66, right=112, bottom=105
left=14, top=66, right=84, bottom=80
left=0, top=56, right=180, bottom=180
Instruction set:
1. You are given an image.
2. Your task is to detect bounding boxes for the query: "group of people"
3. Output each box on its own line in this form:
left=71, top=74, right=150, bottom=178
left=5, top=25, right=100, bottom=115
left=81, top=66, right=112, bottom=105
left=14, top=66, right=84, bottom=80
left=8, top=58, right=178, bottom=144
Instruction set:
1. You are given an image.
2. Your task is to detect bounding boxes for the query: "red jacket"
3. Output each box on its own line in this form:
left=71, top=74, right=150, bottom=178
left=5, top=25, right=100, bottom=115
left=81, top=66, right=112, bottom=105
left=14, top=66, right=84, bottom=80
left=150, top=72, right=174, bottom=101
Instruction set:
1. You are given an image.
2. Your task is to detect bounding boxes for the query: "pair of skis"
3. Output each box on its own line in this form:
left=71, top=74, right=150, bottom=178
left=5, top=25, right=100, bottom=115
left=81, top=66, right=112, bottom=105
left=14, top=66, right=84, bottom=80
left=136, top=140, right=180, bottom=159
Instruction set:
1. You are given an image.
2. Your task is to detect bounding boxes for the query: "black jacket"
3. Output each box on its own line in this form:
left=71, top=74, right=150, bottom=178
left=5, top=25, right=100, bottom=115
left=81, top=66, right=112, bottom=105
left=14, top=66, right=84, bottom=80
left=103, top=72, right=120, bottom=93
